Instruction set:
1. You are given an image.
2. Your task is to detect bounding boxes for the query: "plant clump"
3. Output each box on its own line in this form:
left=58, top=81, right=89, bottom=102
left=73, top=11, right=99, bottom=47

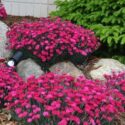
left=7, top=17, right=100, bottom=64
left=0, top=64, right=23, bottom=106
left=0, top=4, right=7, bottom=19
left=5, top=72, right=125, bottom=125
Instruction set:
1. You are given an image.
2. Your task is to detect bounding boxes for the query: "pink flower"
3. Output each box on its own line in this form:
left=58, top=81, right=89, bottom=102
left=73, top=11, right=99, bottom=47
left=18, top=112, right=28, bottom=118
left=70, top=116, right=80, bottom=124
left=7, top=17, right=99, bottom=63
left=43, top=111, right=50, bottom=117
left=51, top=101, right=61, bottom=109
left=27, top=118, right=33, bottom=123
left=83, top=122, right=89, bottom=125
left=3, top=71, right=125, bottom=125
left=90, top=118, right=96, bottom=125
left=0, top=4, right=7, bottom=19
left=15, top=108, right=22, bottom=114
left=58, top=119, right=67, bottom=125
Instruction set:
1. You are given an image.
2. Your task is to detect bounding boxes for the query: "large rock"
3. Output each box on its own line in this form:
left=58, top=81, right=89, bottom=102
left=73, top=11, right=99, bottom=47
left=0, top=21, right=11, bottom=58
left=17, top=59, right=44, bottom=80
left=89, top=59, right=125, bottom=81
left=50, top=61, right=84, bottom=77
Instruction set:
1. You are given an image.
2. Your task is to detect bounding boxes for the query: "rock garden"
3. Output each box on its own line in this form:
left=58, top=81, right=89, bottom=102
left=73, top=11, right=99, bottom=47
left=0, top=0, right=125, bottom=125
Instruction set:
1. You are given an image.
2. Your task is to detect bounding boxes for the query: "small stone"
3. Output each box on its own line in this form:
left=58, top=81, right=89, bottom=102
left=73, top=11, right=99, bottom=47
left=17, top=58, right=44, bottom=80
left=89, top=58, right=125, bottom=81
left=50, top=61, right=84, bottom=78
left=0, top=21, right=11, bottom=58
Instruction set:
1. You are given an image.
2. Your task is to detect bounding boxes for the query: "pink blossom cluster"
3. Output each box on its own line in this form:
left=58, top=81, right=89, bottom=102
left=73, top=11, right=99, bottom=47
left=104, top=72, right=125, bottom=96
left=5, top=72, right=125, bottom=125
left=0, top=4, right=7, bottom=19
left=7, top=18, right=100, bottom=62
left=0, top=64, right=23, bottom=105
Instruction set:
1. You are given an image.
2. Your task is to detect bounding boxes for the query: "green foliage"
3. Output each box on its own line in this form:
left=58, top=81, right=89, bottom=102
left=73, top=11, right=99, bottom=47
left=51, top=0, right=125, bottom=49
left=112, top=55, right=125, bottom=64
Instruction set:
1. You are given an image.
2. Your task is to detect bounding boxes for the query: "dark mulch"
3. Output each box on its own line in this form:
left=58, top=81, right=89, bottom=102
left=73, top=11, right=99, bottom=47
left=2, top=15, right=38, bottom=26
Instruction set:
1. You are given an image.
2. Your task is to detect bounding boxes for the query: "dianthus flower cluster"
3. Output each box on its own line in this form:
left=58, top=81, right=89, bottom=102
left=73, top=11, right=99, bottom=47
left=0, top=64, right=23, bottom=105
left=7, top=18, right=100, bottom=62
left=0, top=4, right=7, bottom=19
left=5, top=72, right=125, bottom=125
left=104, top=72, right=125, bottom=97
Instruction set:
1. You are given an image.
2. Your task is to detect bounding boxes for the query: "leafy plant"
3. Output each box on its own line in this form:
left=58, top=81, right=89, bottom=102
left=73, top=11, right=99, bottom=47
left=5, top=72, right=125, bottom=125
left=0, top=4, right=7, bottom=19
left=7, top=17, right=99, bottom=65
left=51, top=0, right=125, bottom=50
left=0, top=64, right=23, bottom=107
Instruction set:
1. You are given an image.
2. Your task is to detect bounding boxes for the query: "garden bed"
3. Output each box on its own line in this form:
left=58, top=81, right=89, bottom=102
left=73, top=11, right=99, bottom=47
left=1, top=15, right=125, bottom=125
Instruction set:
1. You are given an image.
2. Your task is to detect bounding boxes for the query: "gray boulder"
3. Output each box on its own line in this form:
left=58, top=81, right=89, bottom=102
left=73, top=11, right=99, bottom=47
left=89, top=58, right=125, bottom=81
left=50, top=61, right=84, bottom=77
left=0, top=21, right=11, bottom=58
left=17, top=59, right=44, bottom=80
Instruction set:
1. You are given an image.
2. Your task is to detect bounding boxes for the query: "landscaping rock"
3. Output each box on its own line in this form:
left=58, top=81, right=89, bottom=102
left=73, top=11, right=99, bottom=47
left=0, top=21, right=11, bottom=58
left=17, top=58, right=44, bottom=80
left=50, top=61, right=84, bottom=77
left=89, top=58, right=125, bottom=81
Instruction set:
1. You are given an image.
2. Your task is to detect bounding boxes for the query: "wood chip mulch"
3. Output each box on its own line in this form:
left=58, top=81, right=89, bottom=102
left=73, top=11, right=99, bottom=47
left=2, top=15, right=38, bottom=26
left=0, top=109, right=18, bottom=125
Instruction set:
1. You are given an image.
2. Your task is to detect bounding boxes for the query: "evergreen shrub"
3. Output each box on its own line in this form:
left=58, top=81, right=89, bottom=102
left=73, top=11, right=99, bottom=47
left=51, top=0, right=125, bottom=49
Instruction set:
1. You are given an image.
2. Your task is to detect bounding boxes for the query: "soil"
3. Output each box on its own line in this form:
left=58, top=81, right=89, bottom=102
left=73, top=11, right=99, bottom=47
left=2, top=15, right=38, bottom=26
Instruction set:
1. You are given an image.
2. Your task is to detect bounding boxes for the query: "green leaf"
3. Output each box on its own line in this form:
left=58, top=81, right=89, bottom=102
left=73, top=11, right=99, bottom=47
left=113, top=36, right=119, bottom=44
left=107, top=37, right=112, bottom=46
left=100, top=35, right=106, bottom=41
left=122, top=8, right=125, bottom=13
left=121, top=36, right=125, bottom=45
left=101, top=28, right=108, bottom=35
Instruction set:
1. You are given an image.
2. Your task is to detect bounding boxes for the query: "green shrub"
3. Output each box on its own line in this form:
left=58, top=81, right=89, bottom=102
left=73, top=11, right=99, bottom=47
left=51, top=0, right=125, bottom=49
left=112, top=55, right=125, bottom=64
